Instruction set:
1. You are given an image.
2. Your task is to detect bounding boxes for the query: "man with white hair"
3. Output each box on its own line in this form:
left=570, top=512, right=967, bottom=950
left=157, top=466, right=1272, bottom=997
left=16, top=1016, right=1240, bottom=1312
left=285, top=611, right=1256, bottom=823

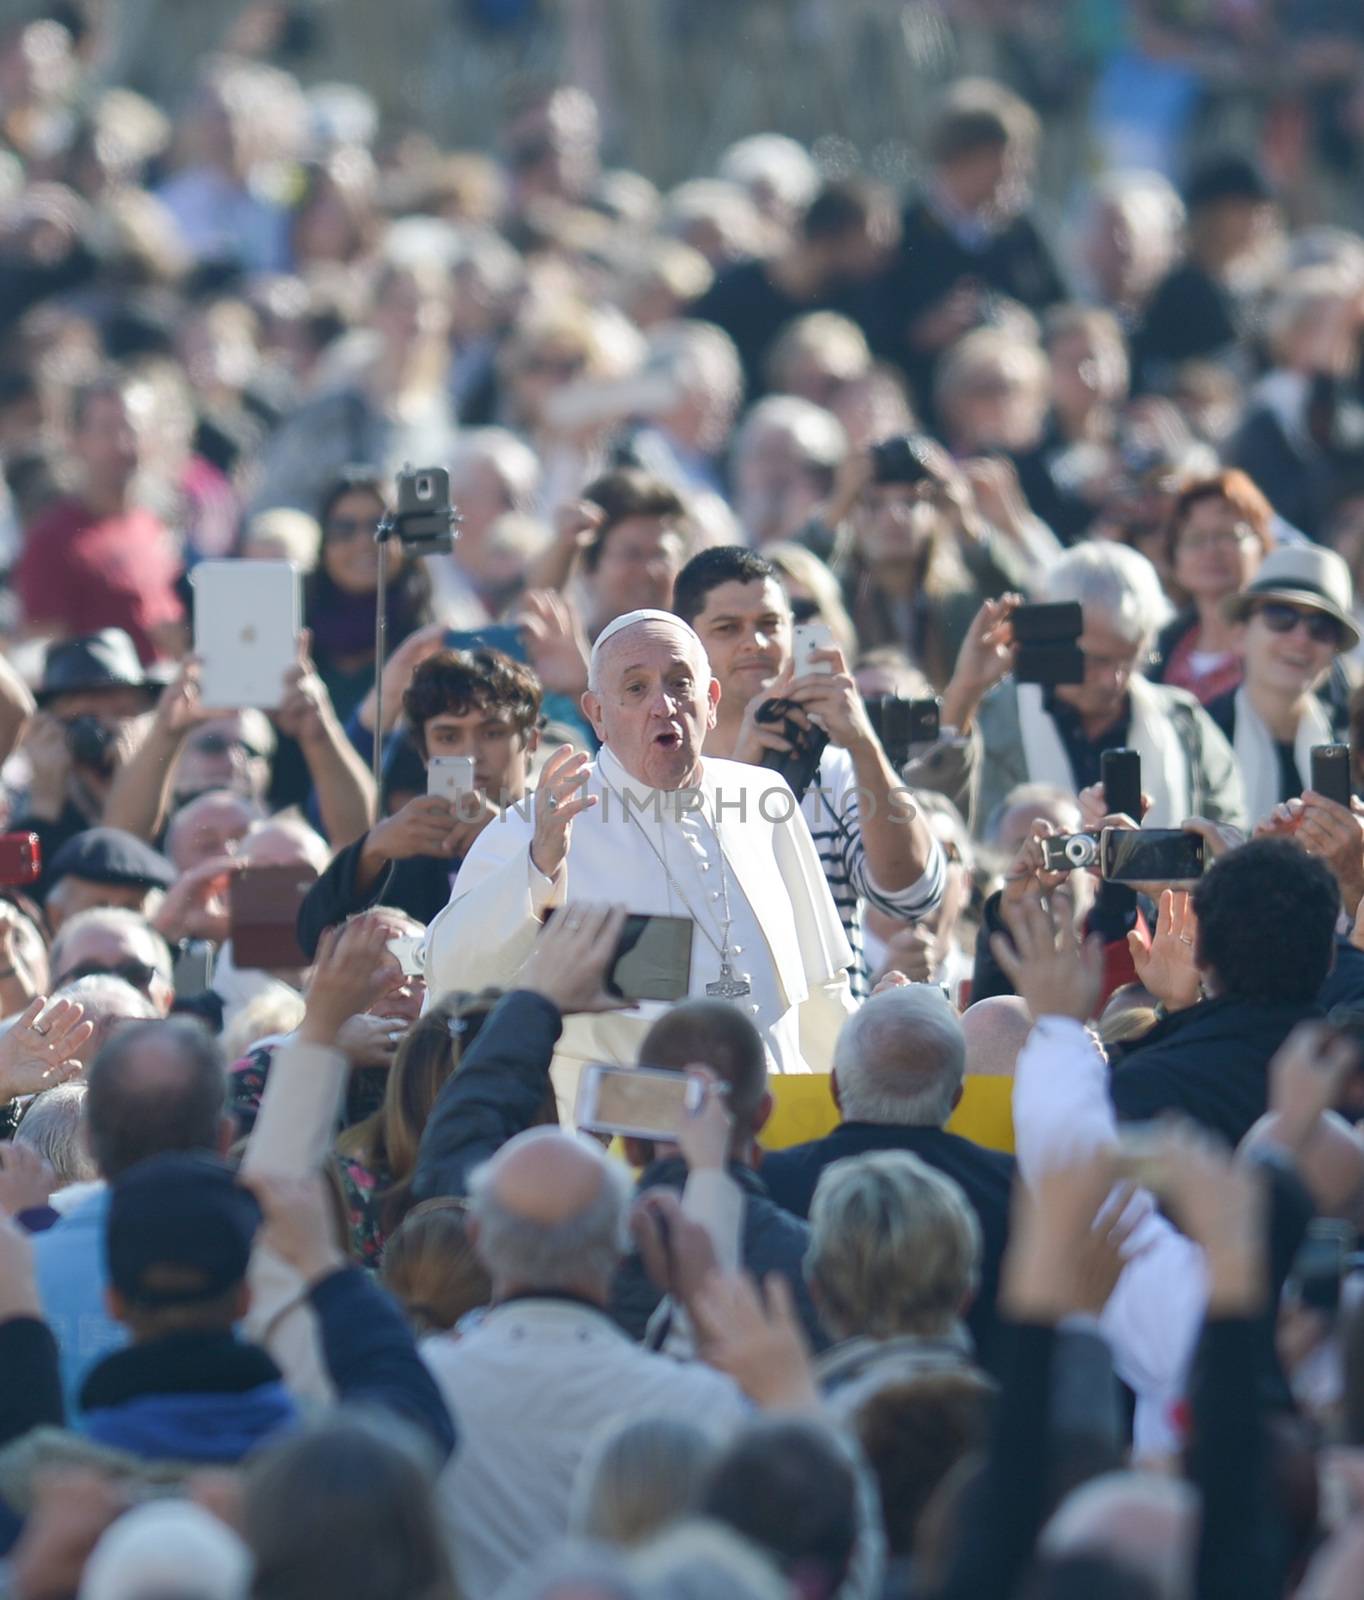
left=49, top=905, right=174, bottom=1015
left=422, top=1126, right=744, bottom=1596
left=973, top=541, right=1245, bottom=830
left=1040, top=1472, right=1199, bottom=1600
left=731, top=394, right=848, bottom=547
left=761, top=985, right=1013, bottom=1356
left=426, top=609, right=856, bottom=1084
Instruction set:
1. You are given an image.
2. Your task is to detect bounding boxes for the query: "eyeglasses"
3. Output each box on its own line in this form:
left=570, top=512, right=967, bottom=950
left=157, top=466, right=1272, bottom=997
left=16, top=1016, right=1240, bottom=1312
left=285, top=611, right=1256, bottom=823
left=324, top=515, right=375, bottom=544
left=1178, top=523, right=1258, bottom=553
left=61, top=959, right=158, bottom=993
left=1256, top=601, right=1342, bottom=648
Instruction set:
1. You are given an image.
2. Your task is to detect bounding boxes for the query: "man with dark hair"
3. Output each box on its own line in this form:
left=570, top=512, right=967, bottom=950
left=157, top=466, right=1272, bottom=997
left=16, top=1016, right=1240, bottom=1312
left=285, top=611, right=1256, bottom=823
left=13, top=371, right=185, bottom=663
left=32, top=1019, right=234, bottom=1414
left=297, top=647, right=541, bottom=952
left=693, top=176, right=898, bottom=399
left=577, top=468, right=687, bottom=639
left=675, top=545, right=943, bottom=996
left=864, top=76, right=1066, bottom=417
left=1110, top=839, right=1341, bottom=1143
left=612, top=999, right=826, bottom=1349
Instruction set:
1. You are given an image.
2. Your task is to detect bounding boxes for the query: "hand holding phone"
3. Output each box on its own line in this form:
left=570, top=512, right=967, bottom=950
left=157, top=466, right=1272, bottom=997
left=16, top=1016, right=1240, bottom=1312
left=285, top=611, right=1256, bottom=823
left=574, top=1062, right=703, bottom=1139
left=1310, top=744, right=1353, bottom=809
left=792, top=622, right=836, bottom=678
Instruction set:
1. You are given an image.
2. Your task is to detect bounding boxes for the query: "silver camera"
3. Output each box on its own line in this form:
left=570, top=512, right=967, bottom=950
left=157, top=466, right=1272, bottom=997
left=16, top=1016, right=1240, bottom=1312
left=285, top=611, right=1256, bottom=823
left=1040, top=832, right=1100, bottom=872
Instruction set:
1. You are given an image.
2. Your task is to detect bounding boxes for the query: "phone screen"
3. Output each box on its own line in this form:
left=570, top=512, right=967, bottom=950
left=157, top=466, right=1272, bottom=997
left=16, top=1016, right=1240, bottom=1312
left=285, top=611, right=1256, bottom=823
left=1101, top=829, right=1206, bottom=883
left=609, top=914, right=694, bottom=1001
left=1101, top=749, right=1142, bottom=821
left=575, top=1064, right=695, bottom=1138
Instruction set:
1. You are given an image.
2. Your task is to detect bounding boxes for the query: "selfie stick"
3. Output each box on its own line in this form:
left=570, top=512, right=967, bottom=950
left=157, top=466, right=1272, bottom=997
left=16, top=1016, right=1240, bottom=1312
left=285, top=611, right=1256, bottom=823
left=371, top=509, right=397, bottom=796
left=370, top=467, right=461, bottom=797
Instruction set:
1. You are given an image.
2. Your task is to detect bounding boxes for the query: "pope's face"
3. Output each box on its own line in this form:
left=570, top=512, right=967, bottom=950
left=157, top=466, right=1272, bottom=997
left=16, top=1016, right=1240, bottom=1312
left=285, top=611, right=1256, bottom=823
left=582, top=623, right=720, bottom=790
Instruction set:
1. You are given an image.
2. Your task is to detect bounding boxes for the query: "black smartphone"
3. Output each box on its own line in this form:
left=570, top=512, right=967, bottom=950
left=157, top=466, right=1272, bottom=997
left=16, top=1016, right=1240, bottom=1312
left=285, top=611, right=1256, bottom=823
left=1311, top=743, right=1353, bottom=808
left=1014, top=641, right=1086, bottom=686
left=544, top=911, right=694, bottom=1001
left=1101, top=748, right=1142, bottom=822
left=870, top=434, right=933, bottom=488
left=1009, top=601, right=1083, bottom=644
left=1101, top=828, right=1206, bottom=883
left=1288, top=1219, right=1353, bottom=1318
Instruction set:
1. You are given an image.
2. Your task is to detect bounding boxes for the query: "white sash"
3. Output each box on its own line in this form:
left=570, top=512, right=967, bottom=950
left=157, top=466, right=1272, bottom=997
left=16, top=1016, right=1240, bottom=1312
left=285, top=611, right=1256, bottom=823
left=1016, top=676, right=1192, bottom=826
left=1231, top=685, right=1333, bottom=829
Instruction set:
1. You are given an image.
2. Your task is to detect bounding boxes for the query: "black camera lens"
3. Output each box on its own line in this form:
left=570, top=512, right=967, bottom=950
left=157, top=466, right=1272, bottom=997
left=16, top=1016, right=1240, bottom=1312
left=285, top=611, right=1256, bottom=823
left=65, top=713, right=115, bottom=772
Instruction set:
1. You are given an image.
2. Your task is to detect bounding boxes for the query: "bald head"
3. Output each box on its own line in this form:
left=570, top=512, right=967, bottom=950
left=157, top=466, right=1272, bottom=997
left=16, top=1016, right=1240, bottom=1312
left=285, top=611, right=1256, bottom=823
left=469, top=1128, right=634, bottom=1299
left=960, top=997, right=1033, bottom=1079
left=84, top=1019, right=229, bottom=1180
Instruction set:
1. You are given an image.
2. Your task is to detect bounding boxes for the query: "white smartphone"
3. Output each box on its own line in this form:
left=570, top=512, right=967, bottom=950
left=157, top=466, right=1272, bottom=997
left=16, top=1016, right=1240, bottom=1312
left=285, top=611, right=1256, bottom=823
left=192, top=560, right=301, bottom=711
left=574, top=1062, right=704, bottom=1139
left=386, top=933, right=425, bottom=978
left=792, top=621, right=836, bottom=677
left=427, top=755, right=476, bottom=801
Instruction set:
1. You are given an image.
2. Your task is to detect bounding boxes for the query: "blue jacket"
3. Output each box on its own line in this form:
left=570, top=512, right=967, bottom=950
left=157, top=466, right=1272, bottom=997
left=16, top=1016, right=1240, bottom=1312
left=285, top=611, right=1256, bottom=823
left=31, top=1187, right=123, bottom=1422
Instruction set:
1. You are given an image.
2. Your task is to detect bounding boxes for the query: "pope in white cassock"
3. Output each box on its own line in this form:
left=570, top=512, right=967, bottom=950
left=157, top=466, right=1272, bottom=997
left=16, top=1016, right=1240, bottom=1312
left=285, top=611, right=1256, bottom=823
left=424, top=608, right=857, bottom=1084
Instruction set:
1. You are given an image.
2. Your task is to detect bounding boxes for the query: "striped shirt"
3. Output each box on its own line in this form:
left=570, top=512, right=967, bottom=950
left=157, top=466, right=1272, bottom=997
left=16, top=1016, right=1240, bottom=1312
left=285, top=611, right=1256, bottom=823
left=801, top=745, right=946, bottom=999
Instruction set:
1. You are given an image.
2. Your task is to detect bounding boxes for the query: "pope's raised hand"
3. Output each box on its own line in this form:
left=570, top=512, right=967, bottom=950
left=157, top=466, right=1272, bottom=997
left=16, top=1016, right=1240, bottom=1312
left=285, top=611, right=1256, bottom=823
left=530, top=744, right=597, bottom=879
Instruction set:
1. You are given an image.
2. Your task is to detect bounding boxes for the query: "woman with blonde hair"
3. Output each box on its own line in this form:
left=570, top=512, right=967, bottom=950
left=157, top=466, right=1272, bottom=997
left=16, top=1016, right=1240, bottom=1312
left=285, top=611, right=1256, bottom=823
left=763, top=539, right=858, bottom=661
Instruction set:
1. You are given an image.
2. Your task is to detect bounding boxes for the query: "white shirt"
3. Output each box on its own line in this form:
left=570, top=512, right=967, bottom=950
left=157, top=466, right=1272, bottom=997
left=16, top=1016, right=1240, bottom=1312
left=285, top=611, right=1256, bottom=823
left=424, top=746, right=855, bottom=1099
left=1012, top=1015, right=1209, bottom=1456
left=422, top=1299, right=746, bottom=1596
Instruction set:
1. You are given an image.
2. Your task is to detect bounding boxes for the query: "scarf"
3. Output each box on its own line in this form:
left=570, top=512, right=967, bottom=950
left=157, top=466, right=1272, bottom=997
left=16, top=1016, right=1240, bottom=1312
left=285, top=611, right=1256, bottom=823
left=1231, top=684, right=1333, bottom=829
left=1016, top=676, right=1191, bottom=826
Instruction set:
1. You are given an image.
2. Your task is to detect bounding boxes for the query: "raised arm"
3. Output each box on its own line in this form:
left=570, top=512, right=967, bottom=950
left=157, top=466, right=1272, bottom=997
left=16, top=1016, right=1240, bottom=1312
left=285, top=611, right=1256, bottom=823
left=276, top=635, right=376, bottom=847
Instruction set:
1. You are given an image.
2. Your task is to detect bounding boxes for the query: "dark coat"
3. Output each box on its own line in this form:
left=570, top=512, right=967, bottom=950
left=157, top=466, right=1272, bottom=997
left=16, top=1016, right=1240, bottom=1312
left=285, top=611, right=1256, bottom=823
left=1109, top=995, right=1323, bottom=1147
left=296, top=832, right=456, bottom=959
left=761, top=1122, right=1013, bottom=1362
left=610, top=1154, right=829, bottom=1353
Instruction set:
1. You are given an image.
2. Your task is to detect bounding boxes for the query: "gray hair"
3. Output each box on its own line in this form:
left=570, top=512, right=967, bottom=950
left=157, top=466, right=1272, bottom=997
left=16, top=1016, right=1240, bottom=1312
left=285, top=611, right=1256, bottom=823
left=52, top=974, right=159, bottom=1022
left=718, top=133, right=819, bottom=212
left=1041, top=1472, right=1199, bottom=1600
left=570, top=1416, right=720, bottom=1549
left=50, top=907, right=173, bottom=987
left=807, top=1151, right=981, bottom=1341
left=832, top=986, right=965, bottom=1127
left=449, top=427, right=541, bottom=511
left=15, top=1083, right=96, bottom=1186
left=467, top=1132, right=635, bottom=1291
left=629, top=1521, right=789, bottom=1600
left=1043, top=541, right=1172, bottom=652
left=734, top=395, right=847, bottom=472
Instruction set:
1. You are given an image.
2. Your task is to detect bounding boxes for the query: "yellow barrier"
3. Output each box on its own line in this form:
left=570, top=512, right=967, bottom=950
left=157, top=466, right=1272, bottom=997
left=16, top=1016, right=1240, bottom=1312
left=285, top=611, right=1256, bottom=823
left=756, top=1073, right=1015, bottom=1155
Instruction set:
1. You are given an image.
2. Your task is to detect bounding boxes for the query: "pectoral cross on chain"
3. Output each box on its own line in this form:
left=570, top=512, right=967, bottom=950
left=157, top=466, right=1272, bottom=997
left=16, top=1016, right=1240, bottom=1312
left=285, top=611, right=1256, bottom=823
left=706, top=961, right=751, bottom=999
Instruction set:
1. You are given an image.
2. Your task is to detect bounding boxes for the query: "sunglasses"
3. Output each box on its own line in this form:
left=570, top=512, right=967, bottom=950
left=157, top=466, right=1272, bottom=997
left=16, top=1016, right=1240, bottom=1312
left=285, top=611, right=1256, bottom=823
left=324, top=515, right=375, bottom=544
left=62, top=959, right=159, bottom=992
left=1256, top=601, right=1342, bottom=648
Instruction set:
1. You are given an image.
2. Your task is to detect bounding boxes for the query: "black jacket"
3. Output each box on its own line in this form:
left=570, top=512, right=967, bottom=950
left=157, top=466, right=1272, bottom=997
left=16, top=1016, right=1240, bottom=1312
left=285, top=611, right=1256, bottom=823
left=610, top=1154, right=829, bottom=1353
left=1109, top=995, right=1322, bottom=1146
left=761, top=1122, right=1013, bottom=1362
left=297, top=832, right=456, bottom=959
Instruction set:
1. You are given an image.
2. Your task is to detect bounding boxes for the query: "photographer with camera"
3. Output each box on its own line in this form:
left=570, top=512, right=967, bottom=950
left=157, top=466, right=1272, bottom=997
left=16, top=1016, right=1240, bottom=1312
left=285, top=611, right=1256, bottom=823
left=675, top=546, right=943, bottom=998
left=12, top=631, right=161, bottom=901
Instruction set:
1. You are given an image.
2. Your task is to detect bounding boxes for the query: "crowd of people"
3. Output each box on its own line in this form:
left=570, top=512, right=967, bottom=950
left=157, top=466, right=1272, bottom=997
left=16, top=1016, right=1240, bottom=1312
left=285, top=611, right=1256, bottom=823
left=6, top=5, right=1364, bottom=1600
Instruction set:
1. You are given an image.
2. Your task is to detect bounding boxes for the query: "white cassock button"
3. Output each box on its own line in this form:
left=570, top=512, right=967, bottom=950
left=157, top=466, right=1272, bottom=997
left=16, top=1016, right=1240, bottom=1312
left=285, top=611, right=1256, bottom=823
left=749, top=1004, right=760, bottom=1015
left=731, top=945, right=742, bottom=955
left=709, top=890, right=722, bottom=902
left=699, top=861, right=711, bottom=872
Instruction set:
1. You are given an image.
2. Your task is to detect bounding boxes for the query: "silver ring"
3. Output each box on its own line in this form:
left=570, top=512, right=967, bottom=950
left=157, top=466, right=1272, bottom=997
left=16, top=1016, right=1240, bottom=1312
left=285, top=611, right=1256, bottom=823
left=546, top=796, right=559, bottom=812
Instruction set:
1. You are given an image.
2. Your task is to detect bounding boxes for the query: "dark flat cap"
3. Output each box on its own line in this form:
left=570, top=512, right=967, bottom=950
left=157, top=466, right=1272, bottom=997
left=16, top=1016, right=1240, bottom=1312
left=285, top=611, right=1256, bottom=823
left=1183, top=152, right=1274, bottom=211
left=48, top=827, right=177, bottom=891
left=107, top=1153, right=261, bottom=1306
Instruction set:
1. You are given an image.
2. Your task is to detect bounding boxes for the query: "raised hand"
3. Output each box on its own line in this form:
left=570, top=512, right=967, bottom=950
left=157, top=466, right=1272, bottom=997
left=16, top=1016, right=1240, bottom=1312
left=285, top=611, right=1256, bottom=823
left=0, top=997, right=91, bottom=1103
left=630, top=1188, right=720, bottom=1308
left=940, top=593, right=1020, bottom=733
left=991, top=887, right=1104, bottom=1022
left=529, top=744, right=596, bottom=879
left=518, top=589, right=590, bottom=695
left=676, top=1067, right=733, bottom=1173
left=519, top=903, right=631, bottom=1014
left=1296, top=791, right=1364, bottom=916
left=1126, top=888, right=1201, bottom=1011
left=1265, top=1021, right=1361, bottom=1153
left=690, top=1270, right=819, bottom=1412
left=238, top=1169, right=344, bottom=1288
left=300, top=916, right=403, bottom=1046
left=153, top=852, right=244, bottom=944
